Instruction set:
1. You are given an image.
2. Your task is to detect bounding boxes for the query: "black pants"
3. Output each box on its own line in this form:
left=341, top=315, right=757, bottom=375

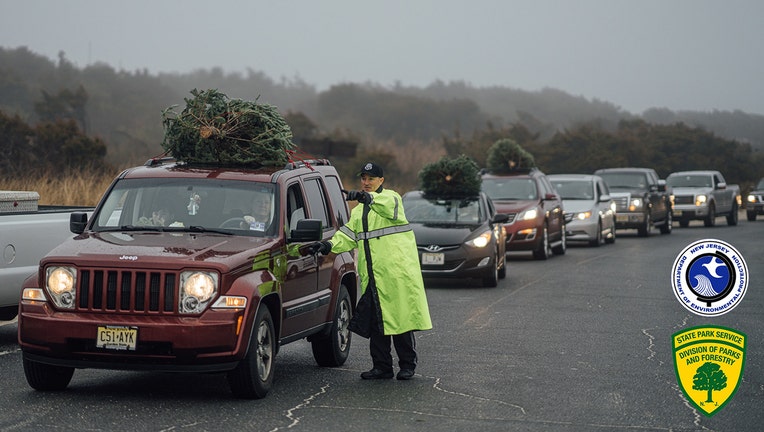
left=369, top=330, right=417, bottom=372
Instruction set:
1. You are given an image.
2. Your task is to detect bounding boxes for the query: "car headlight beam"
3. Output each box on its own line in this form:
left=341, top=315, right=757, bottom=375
left=466, top=231, right=492, bottom=248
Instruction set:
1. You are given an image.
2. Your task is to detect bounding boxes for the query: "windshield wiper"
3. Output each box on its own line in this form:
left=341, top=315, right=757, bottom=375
left=117, top=225, right=164, bottom=232
left=186, top=225, right=235, bottom=235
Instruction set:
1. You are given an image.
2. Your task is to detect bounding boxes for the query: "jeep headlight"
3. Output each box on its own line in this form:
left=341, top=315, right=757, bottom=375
left=466, top=231, right=492, bottom=248
left=747, top=194, right=756, bottom=204
left=179, top=271, right=218, bottom=314
left=695, top=194, right=707, bottom=206
left=518, top=208, right=538, bottom=221
left=46, top=266, right=76, bottom=309
left=575, top=211, right=593, bottom=220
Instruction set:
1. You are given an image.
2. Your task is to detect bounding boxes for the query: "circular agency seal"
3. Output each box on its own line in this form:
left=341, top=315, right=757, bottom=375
left=671, top=238, right=748, bottom=317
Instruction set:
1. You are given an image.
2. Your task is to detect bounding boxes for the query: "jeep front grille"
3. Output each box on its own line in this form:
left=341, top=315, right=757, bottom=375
left=77, top=268, right=178, bottom=313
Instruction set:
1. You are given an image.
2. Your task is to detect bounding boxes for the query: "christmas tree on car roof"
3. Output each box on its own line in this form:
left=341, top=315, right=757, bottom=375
left=419, top=155, right=482, bottom=198
left=484, top=138, right=536, bottom=174
left=160, top=89, right=296, bottom=166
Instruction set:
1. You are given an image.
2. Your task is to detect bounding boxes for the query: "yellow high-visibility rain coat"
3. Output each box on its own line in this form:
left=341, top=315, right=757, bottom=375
left=330, top=187, right=432, bottom=336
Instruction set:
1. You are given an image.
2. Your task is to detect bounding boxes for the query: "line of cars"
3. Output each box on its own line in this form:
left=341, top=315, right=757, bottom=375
left=404, top=166, right=755, bottom=287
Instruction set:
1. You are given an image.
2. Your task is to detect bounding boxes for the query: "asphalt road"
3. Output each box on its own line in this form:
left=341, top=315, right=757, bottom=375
left=0, top=217, right=761, bottom=432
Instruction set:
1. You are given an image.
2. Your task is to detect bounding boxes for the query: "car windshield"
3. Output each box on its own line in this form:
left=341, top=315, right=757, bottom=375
left=552, top=180, right=594, bottom=200
left=598, top=173, right=647, bottom=190
left=404, top=195, right=482, bottom=224
left=667, top=175, right=711, bottom=188
left=757, top=178, right=764, bottom=190
left=92, top=177, right=278, bottom=237
left=481, top=178, right=538, bottom=200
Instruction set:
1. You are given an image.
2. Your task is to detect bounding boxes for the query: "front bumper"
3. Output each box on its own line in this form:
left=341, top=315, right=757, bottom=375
left=672, top=204, right=709, bottom=220
left=18, top=300, right=248, bottom=372
left=614, top=212, right=645, bottom=229
left=418, top=246, right=496, bottom=279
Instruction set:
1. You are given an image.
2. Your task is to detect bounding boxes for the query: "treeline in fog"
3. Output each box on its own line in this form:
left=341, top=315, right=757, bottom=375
left=0, top=46, right=762, bottom=192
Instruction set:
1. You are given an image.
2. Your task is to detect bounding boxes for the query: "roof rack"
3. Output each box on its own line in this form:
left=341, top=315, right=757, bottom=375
left=144, top=156, right=176, bottom=167
left=284, top=159, right=332, bottom=170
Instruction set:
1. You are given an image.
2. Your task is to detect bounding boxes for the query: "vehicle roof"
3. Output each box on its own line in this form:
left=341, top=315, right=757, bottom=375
left=548, top=174, right=601, bottom=181
left=667, top=170, right=719, bottom=177
left=593, top=167, right=656, bottom=174
left=480, top=168, right=545, bottom=179
left=403, top=190, right=486, bottom=200
left=119, top=159, right=337, bottom=183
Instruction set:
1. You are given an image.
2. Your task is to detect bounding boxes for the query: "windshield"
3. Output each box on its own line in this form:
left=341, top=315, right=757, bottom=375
left=667, top=175, right=711, bottom=188
left=481, top=178, right=538, bottom=200
left=404, top=195, right=482, bottom=224
left=598, top=173, right=648, bottom=190
left=92, top=177, right=278, bottom=237
left=551, top=179, right=594, bottom=200
left=757, top=178, right=764, bottom=190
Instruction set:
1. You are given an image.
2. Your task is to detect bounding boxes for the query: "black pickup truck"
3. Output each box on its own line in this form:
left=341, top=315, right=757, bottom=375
left=594, top=167, right=673, bottom=237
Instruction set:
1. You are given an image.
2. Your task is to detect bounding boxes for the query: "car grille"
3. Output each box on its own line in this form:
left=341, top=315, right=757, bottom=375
left=613, top=196, right=629, bottom=210
left=76, top=268, right=178, bottom=314
left=674, top=195, right=694, bottom=205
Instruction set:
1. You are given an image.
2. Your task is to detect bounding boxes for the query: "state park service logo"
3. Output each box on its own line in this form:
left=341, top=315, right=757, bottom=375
left=673, top=326, right=746, bottom=417
left=671, top=239, right=748, bottom=317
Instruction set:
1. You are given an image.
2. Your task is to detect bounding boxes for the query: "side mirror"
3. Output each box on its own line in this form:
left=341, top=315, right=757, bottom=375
left=543, top=193, right=558, bottom=201
left=492, top=213, right=509, bottom=224
left=656, top=180, right=667, bottom=192
left=289, top=218, right=322, bottom=242
left=717, top=182, right=727, bottom=190
left=599, top=194, right=611, bottom=202
left=70, top=212, right=88, bottom=234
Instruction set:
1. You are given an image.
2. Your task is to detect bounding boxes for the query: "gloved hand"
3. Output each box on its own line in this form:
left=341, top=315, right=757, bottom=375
left=307, top=240, right=332, bottom=255
left=345, top=190, right=371, bottom=204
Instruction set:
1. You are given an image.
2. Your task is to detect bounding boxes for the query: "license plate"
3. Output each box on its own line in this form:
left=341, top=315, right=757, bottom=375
left=97, top=325, right=137, bottom=351
left=422, top=252, right=444, bottom=265
left=616, top=215, right=629, bottom=222
left=673, top=210, right=682, bottom=216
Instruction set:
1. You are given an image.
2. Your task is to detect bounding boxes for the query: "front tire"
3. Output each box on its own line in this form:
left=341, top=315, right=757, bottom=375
left=704, top=203, right=716, bottom=227
left=726, top=203, right=738, bottom=226
left=637, top=212, right=651, bottom=237
left=228, top=306, right=275, bottom=399
left=311, top=285, right=352, bottom=367
left=552, top=225, right=566, bottom=255
left=532, top=225, right=550, bottom=260
left=23, top=355, right=74, bottom=391
left=659, top=210, right=672, bottom=234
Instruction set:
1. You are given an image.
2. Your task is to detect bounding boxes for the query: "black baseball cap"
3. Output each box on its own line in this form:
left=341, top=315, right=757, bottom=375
left=357, top=162, right=384, bottom=177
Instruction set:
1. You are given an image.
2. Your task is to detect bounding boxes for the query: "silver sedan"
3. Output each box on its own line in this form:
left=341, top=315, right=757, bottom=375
left=549, top=174, right=616, bottom=246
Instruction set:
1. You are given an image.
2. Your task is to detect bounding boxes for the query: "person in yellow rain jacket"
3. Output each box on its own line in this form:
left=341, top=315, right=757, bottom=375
left=310, top=162, right=432, bottom=380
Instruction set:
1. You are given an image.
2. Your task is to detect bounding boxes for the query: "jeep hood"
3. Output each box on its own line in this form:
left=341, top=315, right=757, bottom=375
left=42, top=231, right=274, bottom=271
left=410, top=222, right=483, bottom=246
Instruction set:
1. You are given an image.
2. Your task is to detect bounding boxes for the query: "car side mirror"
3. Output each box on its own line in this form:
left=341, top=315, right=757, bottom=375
left=70, top=212, right=88, bottom=234
left=543, top=193, right=558, bottom=201
left=289, top=218, right=322, bottom=242
left=599, top=194, right=611, bottom=202
left=717, top=182, right=727, bottom=190
left=492, top=213, right=509, bottom=224
left=656, top=180, right=667, bottom=192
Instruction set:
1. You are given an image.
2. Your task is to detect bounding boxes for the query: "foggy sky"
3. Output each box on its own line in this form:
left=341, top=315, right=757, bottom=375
left=1, top=0, right=763, bottom=115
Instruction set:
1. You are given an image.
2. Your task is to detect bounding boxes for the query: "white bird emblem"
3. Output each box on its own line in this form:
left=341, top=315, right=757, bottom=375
left=701, top=257, right=725, bottom=278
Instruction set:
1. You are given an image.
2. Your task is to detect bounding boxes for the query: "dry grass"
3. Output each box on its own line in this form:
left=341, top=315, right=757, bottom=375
left=1, top=138, right=447, bottom=207
left=0, top=170, right=116, bottom=206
